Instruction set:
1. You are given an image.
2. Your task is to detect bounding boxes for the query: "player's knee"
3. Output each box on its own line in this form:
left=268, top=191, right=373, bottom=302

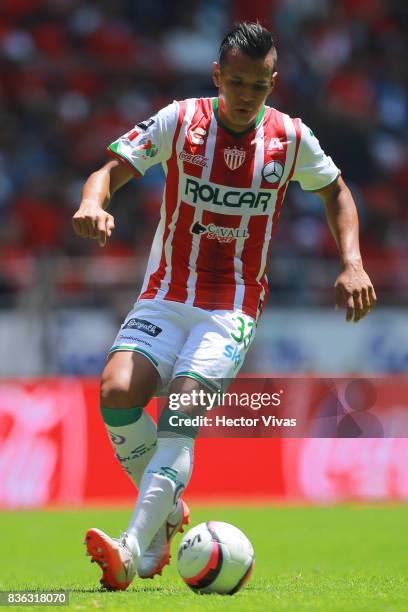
left=100, top=373, right=132, bottom=408
left=100, top=370, right=148, bottom=409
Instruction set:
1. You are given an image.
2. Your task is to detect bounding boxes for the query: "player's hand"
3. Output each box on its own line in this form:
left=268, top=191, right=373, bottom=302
left=72, top=200, right=115, bottom=247
left=334, top=263, right=377, bottom=323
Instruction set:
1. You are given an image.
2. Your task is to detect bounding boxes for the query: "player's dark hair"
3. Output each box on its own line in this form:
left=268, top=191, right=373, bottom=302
left=219, top=22, right=277, bottom=69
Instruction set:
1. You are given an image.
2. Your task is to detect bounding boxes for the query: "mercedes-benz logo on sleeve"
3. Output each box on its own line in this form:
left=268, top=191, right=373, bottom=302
left=262, top=160, right=284, bottom=184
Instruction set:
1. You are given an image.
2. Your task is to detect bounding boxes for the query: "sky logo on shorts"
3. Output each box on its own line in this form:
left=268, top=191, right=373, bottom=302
left=122, top=318, right=162, bottom=337
left=223, top=345, right=242, bottom=369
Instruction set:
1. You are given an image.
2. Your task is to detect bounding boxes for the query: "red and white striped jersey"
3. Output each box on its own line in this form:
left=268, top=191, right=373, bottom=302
left=108, top=98, right=339, bottom=320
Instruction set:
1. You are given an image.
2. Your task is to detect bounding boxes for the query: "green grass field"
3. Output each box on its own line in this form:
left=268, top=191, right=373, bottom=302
left=1, top=505, right=407, bottom=611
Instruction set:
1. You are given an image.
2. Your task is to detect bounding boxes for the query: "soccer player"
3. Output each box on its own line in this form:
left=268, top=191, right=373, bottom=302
left=72, top=22, right=376, bottom=590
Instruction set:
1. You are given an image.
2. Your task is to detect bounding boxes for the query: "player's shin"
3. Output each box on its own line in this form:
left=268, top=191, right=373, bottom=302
left=100, top=404, right=157, bottom=488
left=126, top=408, right=197, bottom=556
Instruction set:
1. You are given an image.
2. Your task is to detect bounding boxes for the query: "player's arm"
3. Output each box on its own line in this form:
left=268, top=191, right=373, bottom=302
left=314, top=175, right=377, bottom=323
left=72, top=159, right=133, bottom=247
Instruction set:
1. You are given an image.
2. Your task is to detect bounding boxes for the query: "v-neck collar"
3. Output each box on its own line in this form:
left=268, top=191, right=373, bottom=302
left=212, top=98, right=264, bottom=138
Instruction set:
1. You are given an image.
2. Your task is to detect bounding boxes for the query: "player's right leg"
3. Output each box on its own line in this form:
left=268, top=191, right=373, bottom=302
left=84, top=299, right=189, bottom=590
left=85, top=350, right=160, bottom=590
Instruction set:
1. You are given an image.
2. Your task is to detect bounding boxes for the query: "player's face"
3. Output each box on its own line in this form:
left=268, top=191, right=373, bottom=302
left=213, top=49, right=277, bottom=132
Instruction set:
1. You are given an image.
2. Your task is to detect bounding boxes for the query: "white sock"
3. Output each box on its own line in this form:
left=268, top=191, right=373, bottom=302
left=127, top=436, right=194, bottom=555
left=101, top=406, right=157, bottom=488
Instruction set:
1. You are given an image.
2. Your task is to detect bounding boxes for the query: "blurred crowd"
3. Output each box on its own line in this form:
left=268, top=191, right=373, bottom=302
left=0, top=0, right=407, bottom=308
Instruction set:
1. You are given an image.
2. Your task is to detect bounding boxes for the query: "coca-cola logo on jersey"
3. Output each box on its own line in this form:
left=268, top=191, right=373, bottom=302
left=179, top=150, right=208, bottom=167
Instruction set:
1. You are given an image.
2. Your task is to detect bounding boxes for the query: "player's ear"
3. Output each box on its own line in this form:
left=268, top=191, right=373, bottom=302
left=213, top=61, right=221, bottom=88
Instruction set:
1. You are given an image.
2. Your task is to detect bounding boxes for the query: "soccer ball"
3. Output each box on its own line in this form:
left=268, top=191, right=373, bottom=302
left=177, top=521, right=254, bottom=595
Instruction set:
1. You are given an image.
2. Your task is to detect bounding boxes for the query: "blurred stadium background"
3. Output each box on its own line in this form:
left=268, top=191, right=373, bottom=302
left=0, top=0, right=407, bottom=509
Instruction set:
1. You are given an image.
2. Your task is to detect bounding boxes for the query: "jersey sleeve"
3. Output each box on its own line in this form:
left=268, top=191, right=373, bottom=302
left=291, top=121, right=340, bottom=191
left=107, top=101, right=179, bottom=177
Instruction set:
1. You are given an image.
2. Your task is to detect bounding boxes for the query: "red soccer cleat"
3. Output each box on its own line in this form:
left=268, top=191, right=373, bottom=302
left=84, top=528, right=138, bottom=591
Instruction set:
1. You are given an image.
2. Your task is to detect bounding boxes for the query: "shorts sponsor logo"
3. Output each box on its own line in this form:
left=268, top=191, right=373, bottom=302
left=223, top=344, right=242, bottom=368
left=224, top=146, right=246, bottom=170
left=184, top=178, right=272, bottom=212
left=118, top=334, right=152, bottom=347
left=191, top=220, right=249, bottom=243
left=262, top=160, right=284, bottom=184
left=179, top=150, right=207, bottom=167
left=122, top=318, right=162, bottom=337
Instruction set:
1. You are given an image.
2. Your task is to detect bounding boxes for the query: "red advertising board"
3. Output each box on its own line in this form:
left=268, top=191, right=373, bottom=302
left=0, top=378, right=407, bottom=508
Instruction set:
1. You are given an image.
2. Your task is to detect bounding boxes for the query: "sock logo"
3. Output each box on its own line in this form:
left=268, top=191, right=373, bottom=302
left=131, top=442, right=157, bottom=458
left=149, top=466, right=183, bottom=487
left=108, top=431, right=126, bottom=445
left=173, top=483, right=185, bottom=506
left=156, top=466, right=178, bottom=482
left=115, top=441, right=157, bottom=464
left=122, top=318, right=162, bottom=337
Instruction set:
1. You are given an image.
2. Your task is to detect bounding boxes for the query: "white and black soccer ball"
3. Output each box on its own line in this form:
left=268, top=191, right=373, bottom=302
left=177, top=521, right=254, bottom=595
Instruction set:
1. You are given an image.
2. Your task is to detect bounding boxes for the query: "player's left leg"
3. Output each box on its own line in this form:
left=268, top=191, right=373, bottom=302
left=133, top=305, right=256, bottom=579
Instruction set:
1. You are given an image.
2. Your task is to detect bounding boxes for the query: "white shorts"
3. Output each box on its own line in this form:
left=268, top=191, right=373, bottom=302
left=109, top=299, right=256, bottom=390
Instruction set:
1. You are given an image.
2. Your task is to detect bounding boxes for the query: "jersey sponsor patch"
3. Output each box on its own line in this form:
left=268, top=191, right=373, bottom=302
left=128, top=130, right=141, bottom=141
left=262, top=160, right=284, bottom=184
left=267, top=137, right=284, bottom=151
left=136, top=117, right=155, bottom=131
left=184, top=178, right=272, bottom=212
left=179, top=150, right=207, bottom=167
left=191, top=220, right=249, bottom=243
left=190, top=127, right=206, bottom=145
left=224, top=146, right=246, bottom=170
left=122, top=318, right=162, bottom=336
left=134, top=138, right=159, bottom=158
